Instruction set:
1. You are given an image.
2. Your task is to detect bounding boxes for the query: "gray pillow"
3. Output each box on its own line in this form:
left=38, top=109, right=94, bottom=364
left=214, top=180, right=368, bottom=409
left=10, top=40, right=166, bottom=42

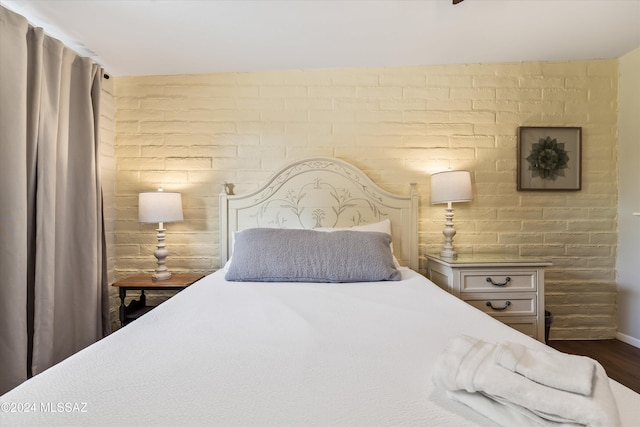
left=225, top=228, right=401, bottom=283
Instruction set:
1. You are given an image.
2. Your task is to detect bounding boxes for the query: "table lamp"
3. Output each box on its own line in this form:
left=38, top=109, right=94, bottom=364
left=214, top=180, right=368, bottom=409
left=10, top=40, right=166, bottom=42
left=138, top=189, right=183, bottom=280
left=431, top=170, right=473, bottom=258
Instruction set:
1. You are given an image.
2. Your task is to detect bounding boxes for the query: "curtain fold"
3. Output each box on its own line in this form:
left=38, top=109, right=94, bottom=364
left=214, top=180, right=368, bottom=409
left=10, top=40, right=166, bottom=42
left=0, top=6, right=107, bottom=394
left=0, top=5, right=31, bottom=394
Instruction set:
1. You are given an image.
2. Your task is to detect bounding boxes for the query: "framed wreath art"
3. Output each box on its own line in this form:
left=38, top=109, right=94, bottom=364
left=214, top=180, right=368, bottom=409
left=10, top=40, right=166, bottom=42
left=517, top=126, right=582, bottom=191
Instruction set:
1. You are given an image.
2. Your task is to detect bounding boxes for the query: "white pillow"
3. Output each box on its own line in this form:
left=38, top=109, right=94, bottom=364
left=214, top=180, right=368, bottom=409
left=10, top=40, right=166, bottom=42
left=317, top=219, right=401, bottom=267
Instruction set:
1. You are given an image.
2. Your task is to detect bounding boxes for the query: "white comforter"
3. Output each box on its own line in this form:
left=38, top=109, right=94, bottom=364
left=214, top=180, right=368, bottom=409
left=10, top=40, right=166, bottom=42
left=2, top=269, right=638, bottom=426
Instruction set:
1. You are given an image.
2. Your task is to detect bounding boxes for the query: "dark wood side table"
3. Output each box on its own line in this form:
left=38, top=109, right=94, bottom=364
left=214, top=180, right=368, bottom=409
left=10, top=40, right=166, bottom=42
left=112, top=273, right=204, bottom=326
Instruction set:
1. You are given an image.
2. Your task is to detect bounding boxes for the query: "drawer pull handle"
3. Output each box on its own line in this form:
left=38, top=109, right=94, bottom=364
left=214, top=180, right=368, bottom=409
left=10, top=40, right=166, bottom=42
left=486, top=301, right=511, bottom=311
left=486, top=276, right=511, bottom=287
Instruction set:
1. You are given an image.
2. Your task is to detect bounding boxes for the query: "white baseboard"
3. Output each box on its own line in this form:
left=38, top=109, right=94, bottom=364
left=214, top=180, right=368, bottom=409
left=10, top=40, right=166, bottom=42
left=616, top=331, right=640, bottom=349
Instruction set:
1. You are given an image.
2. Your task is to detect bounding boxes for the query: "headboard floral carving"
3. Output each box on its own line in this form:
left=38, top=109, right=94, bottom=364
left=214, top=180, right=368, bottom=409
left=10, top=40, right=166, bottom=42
left=253, top=177, right=388, bottom=229
left=220, top=157, right=418, bottom=270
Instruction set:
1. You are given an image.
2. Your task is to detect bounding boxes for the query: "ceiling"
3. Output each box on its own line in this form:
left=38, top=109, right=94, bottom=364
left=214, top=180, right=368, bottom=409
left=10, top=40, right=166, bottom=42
left=2, top=0, right=639, bottom=77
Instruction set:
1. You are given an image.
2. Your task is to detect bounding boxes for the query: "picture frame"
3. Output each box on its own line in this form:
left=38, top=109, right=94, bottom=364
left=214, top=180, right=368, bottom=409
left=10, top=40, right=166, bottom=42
left=517, top=126, right=582, bottom=191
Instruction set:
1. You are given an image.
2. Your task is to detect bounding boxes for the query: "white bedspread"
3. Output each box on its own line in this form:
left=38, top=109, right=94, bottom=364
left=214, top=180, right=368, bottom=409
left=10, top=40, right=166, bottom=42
left=2, top=269, right=638, bottom=426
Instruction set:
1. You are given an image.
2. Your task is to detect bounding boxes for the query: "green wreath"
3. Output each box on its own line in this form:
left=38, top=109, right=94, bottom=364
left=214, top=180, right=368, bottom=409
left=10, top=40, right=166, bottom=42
left=526, top=136, right=569, bottom=180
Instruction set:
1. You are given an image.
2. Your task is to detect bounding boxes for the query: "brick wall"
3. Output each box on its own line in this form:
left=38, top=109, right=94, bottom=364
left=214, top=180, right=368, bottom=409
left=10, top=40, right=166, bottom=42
left=114, top=60, right=619, bottom=339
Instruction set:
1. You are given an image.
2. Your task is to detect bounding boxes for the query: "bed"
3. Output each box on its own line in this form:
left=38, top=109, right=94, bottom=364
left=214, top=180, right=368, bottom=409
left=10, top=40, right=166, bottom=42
left=1, top=157, right=638, bottom=426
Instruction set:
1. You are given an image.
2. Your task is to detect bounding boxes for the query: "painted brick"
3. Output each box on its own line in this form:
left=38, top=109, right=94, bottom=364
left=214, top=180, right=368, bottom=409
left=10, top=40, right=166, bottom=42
left=334, top=99, right=379, bottom=111
left=494, top=62, right=544, bottom=76
left=139, top=171, right=189, bottom=184
left=566, top=245, right=613, bottom=257
left=542, top=88, right=588, bottom=102
left=567, top=219, right=615, bottom=232
left=477, top=195, right=519, bottom=207
left=587, top=61, right=618, bottom=76
left=404, top=111, right=449, bottom=124
left=541, top=61, right=587, bottom=76
left=497, top=208, right=543, bottom=220
left=117, top=121, right=140, bottom=133
left=518, top=76, right=564, bottom=88
left=450, top=135, right=495, bottom=148
left=566, top=76, right=613, bottom=89
left=518, top=101, right=564, bottom=114
left=286, top=122, right=332, bottom=135
left=499, top=233, right=544, bottom=244
left=403, top=87, right=449, bottom=100
left=426, top=123, right=474, bottom=136
left=285, top=98, right=333, bottom=110
left=260, top=86, right=308, bottom=98
left=356, top=110, right=403, bottom=123
left=428, top=75, right=473, bottom=87
left=356, top=86, right=402, bottom=98
left=381, top=99, right=426, bottom=111
left=308, top=86, right=355, bottom=98
left=589, top=233, right=617, bottom=245
left=379, top=73, right=426, bottom=87
left=165, top=157, right=212, bottom=170
left=117, top=157, right=165, bottom=171
left=426, top=99, right=472, bottom=111
left=496, top=88, right=542, bottom=101
left=332, top=71, right=381, bottom=86
left=450, top=87, right=496, bottom=100
left=473, top=100, right=520, bottom=112
left=474, top=220, right=523, bottom=232
left=210, top=85, right=260, bottom=98
left=474, top=75, right=519, bottom=88
left=449, top=111, right=496, bottom=124
left=188, top=97, right=237, bottom=110
left=519, top=245, right=567, bottom=256
left=544, top=233, right=590, bottom=245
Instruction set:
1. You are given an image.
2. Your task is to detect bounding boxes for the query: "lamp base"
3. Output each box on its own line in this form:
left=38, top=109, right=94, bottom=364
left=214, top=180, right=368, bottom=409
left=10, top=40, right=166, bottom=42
left=152, top=224, right=172, bottom=281
left=440, top=205, right=458, bottom=259
left=439, top=249, right=458, bottom=259
left=152, top=271, right=172, bottom=281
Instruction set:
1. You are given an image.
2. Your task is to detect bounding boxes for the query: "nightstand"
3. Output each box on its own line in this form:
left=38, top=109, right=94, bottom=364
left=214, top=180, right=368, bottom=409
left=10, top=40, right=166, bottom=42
left=425, top=254, right=551, bottom=342
left=112, top=273, right=204, bottom=326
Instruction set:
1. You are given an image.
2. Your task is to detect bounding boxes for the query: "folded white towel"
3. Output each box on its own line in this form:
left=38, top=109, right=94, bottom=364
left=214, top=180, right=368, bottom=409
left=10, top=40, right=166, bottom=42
left=447, top=390, right=585, bottom=427
left=432, top=336, right=620, bottom=427
left=494, top=341, right=596, bottom=396
left=447, top=390, right=552, bottom=427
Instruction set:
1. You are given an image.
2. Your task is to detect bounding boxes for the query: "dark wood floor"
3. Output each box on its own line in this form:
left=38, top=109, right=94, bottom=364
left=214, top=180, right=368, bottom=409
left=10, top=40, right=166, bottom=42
left=548, top=339, right=640, bottom=394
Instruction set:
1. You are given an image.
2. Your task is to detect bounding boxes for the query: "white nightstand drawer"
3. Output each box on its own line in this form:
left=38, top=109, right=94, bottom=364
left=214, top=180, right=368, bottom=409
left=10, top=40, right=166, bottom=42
left=464, top=294, right=537, bottom=317
left=501, top=318, right=538, bottom=339
left=460, top=270, right=538, bottom=293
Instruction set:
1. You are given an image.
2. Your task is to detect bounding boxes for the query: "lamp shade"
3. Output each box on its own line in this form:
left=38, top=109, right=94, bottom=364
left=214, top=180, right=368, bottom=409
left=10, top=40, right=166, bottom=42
left=138, top=191, right=184, bottom=223
left=431, top=170, right=473, bottom=204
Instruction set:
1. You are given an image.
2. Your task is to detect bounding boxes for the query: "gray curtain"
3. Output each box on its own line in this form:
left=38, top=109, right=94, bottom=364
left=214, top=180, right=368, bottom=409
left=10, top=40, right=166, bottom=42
left=0, top=6, right=107, bottom=395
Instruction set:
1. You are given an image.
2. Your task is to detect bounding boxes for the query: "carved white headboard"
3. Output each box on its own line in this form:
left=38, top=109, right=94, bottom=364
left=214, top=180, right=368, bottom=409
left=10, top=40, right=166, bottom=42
left=219, top=157, right=418, bottom=270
